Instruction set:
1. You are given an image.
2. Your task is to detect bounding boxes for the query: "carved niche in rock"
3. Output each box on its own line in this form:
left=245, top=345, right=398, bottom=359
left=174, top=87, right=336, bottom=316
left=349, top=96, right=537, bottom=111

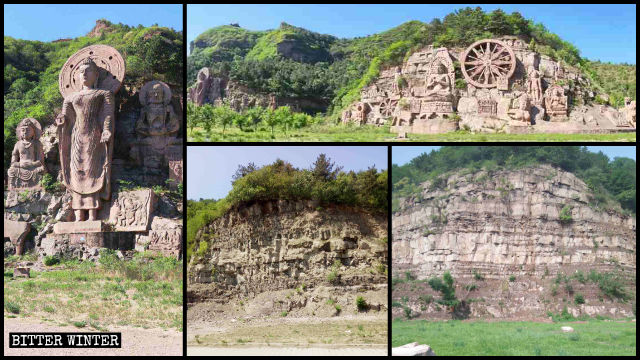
left=136, top=80, right=180, bottom=136
left=56, top=45, right=124, bottom=222
left=108, top=189, right=156, bottom=232
left=544, top=84, right=568, bottom=117
left=460, top=39, right=516, bottom=89
left=8, top=118, right=47, bottom=190
left=477, top=99, right=498, bottom=116
left=422, top=48, right=455, bottom=115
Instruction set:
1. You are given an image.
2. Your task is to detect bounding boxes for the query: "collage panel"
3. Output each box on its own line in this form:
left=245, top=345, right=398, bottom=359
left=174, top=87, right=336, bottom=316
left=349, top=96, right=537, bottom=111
left=3, top=2, right=637, bottom=358
left=186, top=4, right=635, bottom=143
left=4, top=4, right=184, bottom=356
left=185, top=146, right=389, bottom=356
left=390, top=146, right=636, bottom=356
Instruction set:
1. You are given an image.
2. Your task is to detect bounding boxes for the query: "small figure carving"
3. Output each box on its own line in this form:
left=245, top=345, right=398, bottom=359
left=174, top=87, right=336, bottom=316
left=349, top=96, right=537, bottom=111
left=137, top=80, right=179, bottom=136
left=354, top=102, right=369, bottom=124
left=112, top=191, right=152, bottom=229
left=57, top=47, right=122, bottom=222
left=526, top=65, right=543, bottom=105
left=544, top=85, right=568, bottom=117
left=508, top=94, right=532, bottom=123
left=8, top=118, right=46, bottom=190
left=269, top=94, right=277, bottom=110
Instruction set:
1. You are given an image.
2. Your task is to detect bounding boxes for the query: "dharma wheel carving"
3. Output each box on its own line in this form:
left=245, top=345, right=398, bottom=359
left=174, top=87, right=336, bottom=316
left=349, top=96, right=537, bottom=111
left=379, top=98, right=397, bottom=118
left=460, top=39, right=516, bottom=89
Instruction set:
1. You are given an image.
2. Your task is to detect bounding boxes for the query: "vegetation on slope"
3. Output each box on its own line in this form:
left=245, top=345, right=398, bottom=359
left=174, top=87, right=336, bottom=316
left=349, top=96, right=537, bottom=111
left=392, top=146, right=636, bottom=215
left=186, top=155, right=388, bottom=261
left=585, top=61, right=636, bottom=108
left=4, top=19, right=183, bottom=170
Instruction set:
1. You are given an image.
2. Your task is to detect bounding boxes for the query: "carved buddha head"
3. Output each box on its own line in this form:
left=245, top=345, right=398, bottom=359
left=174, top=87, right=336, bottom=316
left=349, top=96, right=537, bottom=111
left=150, top=83, right=164, bottom=104
left=16, top=118, right=39, bottom=141
left=78, top=58, right=99, bottom=88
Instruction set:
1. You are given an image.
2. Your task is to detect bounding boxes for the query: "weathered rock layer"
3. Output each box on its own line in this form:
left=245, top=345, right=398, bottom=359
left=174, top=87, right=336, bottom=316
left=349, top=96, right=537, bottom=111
left=393, top=165, right=636, bottom=318
left=187, top=200, right=387, bottom=304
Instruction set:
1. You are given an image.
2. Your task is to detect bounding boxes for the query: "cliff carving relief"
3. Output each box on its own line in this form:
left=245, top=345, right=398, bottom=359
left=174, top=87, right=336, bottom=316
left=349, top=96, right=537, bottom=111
left=342, top=36, right=635, bottom=135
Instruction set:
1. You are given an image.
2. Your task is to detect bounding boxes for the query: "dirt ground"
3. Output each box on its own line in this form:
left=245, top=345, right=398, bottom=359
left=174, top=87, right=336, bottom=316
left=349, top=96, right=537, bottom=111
left=4, top=316, right=182, bottom=356
left=187, top=315, right=387, bottom=356
left=187, top=345, right=387, bottom=356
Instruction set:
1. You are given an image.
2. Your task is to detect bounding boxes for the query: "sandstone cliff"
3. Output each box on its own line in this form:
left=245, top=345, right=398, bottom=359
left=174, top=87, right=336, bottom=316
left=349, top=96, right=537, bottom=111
left=187, top=200, right=388, bottom=319
left=393, top=165, right=636, bottom=319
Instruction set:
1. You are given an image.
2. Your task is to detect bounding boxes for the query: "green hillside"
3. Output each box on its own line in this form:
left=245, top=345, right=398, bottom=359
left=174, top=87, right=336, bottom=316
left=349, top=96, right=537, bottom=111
left=391, top=146, right=636, bottom=216
left=186, top=155, right=388, bottom=262
left=188, top=7, right=637, bottom=119
left=4, top=19, right=183, bottom=169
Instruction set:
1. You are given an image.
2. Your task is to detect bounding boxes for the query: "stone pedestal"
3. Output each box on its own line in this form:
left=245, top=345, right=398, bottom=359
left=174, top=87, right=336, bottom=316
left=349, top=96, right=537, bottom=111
left=42, top=232, right=135, bottom=257
left=53, top=220, right=103, bottom=234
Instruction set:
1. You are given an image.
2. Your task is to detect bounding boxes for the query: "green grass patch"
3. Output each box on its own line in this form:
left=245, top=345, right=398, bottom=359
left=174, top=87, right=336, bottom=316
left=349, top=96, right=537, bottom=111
left=392, top=319, right=636, bottom=356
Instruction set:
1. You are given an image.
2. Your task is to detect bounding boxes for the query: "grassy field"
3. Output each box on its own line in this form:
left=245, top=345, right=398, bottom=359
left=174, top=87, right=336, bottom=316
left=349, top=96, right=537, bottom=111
left=4, top=251, right=183, bottom=331
left=392, top=319, right=636, bottom=356
left=187, top=126, right=636, bottom=142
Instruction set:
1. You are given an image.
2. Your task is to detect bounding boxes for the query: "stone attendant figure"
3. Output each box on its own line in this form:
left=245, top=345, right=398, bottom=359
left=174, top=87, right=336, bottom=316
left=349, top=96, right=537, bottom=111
left=8, top=118, right=46, bottom=190
left=56, top=58, right=115, bottom=222
left=526, top=65, right=543, bottom=104
left=137, top=81, right=179, bottom=136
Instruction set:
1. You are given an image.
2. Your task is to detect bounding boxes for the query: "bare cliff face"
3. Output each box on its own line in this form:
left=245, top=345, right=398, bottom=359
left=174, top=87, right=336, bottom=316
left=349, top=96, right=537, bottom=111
left=393, top=165, right=636, bottom=319
left=187, top=200, right=388, bottom=319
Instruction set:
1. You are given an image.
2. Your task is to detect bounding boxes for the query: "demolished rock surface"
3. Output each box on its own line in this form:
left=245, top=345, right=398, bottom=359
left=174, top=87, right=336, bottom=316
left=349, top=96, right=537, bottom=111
left=393, top=165, right=636, bottom=319
left=187, top=200, right=388, bottom=319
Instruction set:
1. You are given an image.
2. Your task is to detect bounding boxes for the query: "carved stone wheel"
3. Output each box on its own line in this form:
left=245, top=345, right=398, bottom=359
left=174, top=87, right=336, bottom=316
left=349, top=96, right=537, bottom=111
left=460, top=39, right=516, bottom=88
left=379, top=98, right=398, bottom=118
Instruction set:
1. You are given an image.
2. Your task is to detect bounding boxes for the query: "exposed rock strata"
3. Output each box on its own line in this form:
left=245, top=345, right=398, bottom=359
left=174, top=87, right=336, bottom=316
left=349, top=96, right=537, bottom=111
left=187, top=200, right=387, bottom=307
left=393, top=165, right=636, bottom=319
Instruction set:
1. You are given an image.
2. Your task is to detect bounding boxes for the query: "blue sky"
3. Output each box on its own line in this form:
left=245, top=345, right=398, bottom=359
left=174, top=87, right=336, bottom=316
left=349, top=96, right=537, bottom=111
left=392, top=146, right=637, bottom=166
left=187, top=146, right=388, bottom=200
left=4, top=4, right=182, bottom=41
left=187, top=4, right=635, bottom=64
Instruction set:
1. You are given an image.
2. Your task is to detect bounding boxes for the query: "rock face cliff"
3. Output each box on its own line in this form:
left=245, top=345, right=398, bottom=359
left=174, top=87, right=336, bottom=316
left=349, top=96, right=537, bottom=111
left=187, top=200, right=388, bottom=319
left=393, top=165, right=636, bottom=319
